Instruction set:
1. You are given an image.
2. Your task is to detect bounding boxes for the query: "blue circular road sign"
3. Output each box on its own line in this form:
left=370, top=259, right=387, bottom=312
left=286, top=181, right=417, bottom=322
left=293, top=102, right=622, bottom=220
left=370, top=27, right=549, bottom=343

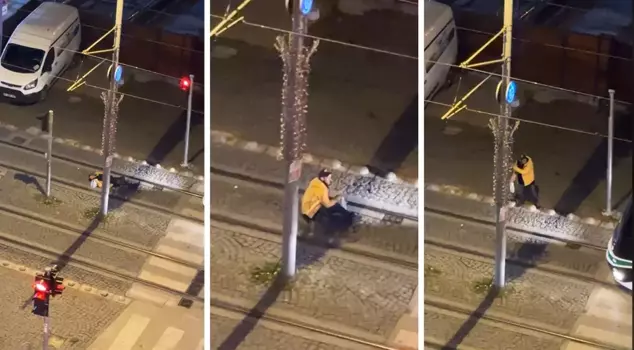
left=114, top=65, right=123, bottom=83
left=300, top=0, right=313, bottom=15
left=505, top=80, right=516, bottom=104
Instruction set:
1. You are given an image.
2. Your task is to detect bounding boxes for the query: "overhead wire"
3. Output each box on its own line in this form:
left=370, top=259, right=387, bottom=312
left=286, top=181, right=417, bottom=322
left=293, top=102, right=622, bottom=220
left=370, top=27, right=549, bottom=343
left=425, top=57, right=632, bottom=105
left=0, top=55, right=203, bottom=115
left=425, top=99, right=632, bottom=143
left=10, top=2, right=203, bottom=54
left=208, top=8, right=633, bottom=139
left=209, top=13, right=418, bottom=60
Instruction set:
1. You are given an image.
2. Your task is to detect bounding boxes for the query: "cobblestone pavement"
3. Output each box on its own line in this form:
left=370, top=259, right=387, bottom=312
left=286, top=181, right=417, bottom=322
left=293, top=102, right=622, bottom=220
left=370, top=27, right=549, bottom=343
left=0, top=266, right=126, bottom=349
left=210, top=222, right=417, bottom=342
left=425, top=77, right=632, bottom=218
left=425, top=190, right=612, bottom=248
left=562, top=285, right=632, bottom=349
left=0, top=66, right=205, bottom=172
left=424, top=304, right=563, bottom=350
left=211, top=307, right=378, bottom=350
left=424, top=245, right=594, bottom=332
left=211, top=174, right=418, bottom=260
left=0, top=168, right=172, bottom=248
left=424, top=212, right=606, bottom=278
left=211, top=143, right=418, bottom=216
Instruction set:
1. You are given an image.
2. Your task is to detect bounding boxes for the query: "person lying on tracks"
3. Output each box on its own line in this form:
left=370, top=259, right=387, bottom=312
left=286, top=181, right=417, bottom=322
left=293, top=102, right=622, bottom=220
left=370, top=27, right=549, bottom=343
left=88, top=171, right=127, bottom=189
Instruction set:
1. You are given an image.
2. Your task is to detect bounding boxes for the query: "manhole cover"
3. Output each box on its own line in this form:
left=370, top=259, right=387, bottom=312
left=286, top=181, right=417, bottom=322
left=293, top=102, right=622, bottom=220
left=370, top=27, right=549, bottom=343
left=11, top=136, right=27, bottom=145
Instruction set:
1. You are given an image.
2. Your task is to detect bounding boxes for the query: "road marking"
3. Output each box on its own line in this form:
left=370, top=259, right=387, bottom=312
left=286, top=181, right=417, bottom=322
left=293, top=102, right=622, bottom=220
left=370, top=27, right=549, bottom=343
left=152, top=327, right=185, bottom=350
left=146, top=256, right=198, bottom=276
left=108, top=314, right=151, bottom=350
left=138, top=270, right=191, bottom=292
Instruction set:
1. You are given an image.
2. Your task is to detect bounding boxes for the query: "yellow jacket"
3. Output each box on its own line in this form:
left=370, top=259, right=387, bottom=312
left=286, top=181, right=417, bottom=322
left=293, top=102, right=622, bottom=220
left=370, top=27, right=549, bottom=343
left=301, top=178, right=337, bottom=218
left=513, top=157, right=535, bottom=185
left=89, top=172, right=104, bottom=188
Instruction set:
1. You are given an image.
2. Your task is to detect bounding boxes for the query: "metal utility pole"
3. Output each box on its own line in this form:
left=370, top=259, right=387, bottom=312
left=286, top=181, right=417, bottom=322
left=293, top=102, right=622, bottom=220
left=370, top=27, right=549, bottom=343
left=492, top=0, right=515, bottom=289
left=604, top=89, right=615, bottom=216
left=45, top=110, right=53, bottom=198
left=100, top=0, right=124, bottom=216
left=277, top=0, right=319, bottom=279
left=182, top=74, right=194, bottom=167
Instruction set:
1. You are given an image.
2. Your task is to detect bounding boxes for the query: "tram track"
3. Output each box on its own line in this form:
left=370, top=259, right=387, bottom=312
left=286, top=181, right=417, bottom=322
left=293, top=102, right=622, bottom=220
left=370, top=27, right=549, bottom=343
left=211, top=298, right=398, bottom=350
left=0, top=138, right=203, bottom=198
left=0, top=142, right=203, bottom=224
left=424, top=206, right=606, bottom=251
left=424, top=299, right=628, bottom=350
left=211, top=214, right=417, bottom=271
left=0, top=225, right=204, bottom=304
left=210, top=166, right=418, bottom=223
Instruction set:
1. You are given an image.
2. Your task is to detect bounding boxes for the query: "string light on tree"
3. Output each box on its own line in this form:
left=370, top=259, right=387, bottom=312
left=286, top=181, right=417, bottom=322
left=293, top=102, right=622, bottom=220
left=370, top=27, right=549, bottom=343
left=488, top=117, right=520, bottom=203
left=100, top=92, right=124, bottom=155
left=274, top=34, right=319, bottom=161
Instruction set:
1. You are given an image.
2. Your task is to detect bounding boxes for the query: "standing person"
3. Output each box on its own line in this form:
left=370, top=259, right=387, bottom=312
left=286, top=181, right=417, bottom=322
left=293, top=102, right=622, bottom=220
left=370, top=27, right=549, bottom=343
left=512, top=154, right=540, bottom=208
left=301, top=169, right=355, bottom=236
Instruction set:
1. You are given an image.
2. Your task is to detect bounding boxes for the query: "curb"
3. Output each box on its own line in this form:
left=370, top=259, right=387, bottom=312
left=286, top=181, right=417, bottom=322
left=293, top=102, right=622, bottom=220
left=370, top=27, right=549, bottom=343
left=0, top=258, right=131, bottom=305
left=425, top=183, right=622, bottom=229
left=210, top=130, right=418, bottom=187
left=0, top=123, right=204, bottom=185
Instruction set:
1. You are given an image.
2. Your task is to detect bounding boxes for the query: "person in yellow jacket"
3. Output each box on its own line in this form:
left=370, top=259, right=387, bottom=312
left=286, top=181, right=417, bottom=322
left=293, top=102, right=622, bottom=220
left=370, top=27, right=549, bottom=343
left=88, top=171, right=126, bottom=189
left=512, top=154, right=540, bottom=208
left=301, top=169, right=355, bottom=233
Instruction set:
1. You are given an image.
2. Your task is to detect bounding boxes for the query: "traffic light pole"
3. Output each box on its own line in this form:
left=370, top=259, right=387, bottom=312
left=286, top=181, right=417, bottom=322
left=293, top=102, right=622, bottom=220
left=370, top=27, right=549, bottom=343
left=45, top=110, right=53, bottom=198
left=493, top=0, right=514, bottom=289
left=100, top=0, right=124, bottom=216
left=43, top=315, right=50, bottom=350
left=182, top=74, right=194, bottom=167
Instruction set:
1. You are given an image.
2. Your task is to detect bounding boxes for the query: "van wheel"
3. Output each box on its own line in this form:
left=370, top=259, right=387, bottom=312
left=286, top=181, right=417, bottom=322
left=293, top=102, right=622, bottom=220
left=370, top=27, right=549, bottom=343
left=39, top=87, right=49, bottom=102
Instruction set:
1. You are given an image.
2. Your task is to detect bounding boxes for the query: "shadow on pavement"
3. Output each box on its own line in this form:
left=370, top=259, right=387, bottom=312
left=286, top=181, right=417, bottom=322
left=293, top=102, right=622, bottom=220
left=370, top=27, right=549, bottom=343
left=553, top=110, right=632, bottom=215
left=368, top=95, right=418, bottom=177
left=442, top=288, right=499, bottom=349
left=146, top=97, right=204, bottom=167
left=217, top=276, right=287, bottom=350
left=13, top=173, right=45, bottom=196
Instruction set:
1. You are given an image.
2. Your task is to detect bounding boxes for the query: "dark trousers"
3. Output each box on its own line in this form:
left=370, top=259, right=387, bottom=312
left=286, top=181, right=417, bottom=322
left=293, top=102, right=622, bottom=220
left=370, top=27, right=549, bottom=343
left=517, top=182, right=539, bottom=206
left=313, top=203, right=354, bottom=234
left=111, top=176, right=126, bottom=188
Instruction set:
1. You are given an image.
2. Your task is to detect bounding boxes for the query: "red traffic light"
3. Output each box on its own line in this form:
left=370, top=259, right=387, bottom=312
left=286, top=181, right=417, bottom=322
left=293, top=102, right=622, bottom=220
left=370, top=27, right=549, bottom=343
left=33, top=280, right=48, bottom=293
left=179, top=77, right=191, bottom=91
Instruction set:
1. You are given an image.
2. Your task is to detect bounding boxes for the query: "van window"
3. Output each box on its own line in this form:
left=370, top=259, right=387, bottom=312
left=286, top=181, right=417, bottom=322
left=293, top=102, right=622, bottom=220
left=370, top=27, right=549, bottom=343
left=1, top=44, right=45, bottom=73
left=43, top=49, right=55, bottom=73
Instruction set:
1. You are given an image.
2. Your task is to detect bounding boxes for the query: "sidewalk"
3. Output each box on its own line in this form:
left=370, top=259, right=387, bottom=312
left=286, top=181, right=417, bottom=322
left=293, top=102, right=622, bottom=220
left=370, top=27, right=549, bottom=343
left=211, top=140, right=418, bottom=218
left=424, top=244, right=631, bottom=349
left=425, top=189, right=613, bottom=248
left=0, top=124, right=204, bottom=194
left=0, top=265, right=126, bottom=349
left=424, top=104, right=632, bottom=219
left=89, top=299, right=204, bottom=350
left=210, top=220, right=418, bottom=346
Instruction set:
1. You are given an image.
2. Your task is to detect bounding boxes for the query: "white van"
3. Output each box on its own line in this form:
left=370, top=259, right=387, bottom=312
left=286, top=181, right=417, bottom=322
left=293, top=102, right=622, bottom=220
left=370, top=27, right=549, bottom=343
left=0, top=3, right=80, bottom=103
left=424, top=1, right=458, bottom=101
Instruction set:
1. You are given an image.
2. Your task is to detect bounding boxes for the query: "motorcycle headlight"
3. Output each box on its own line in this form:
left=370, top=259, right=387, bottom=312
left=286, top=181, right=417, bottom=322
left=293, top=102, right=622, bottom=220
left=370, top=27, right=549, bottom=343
left=24, top=79, right=38, bottom=90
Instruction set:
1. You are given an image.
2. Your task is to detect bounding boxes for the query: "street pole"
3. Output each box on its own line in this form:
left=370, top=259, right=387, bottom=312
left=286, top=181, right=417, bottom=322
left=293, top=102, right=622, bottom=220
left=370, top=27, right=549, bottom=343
left=604, top=89, right=615, bottom=215
left=493, top=0, right=514, bottom=289
left=280, top=0, right=306, bottom=280
left=182, top=74, right=194, bottom=167
left=100, top=0, right=124, bottom=216
left=46, top=110, right=53, bottom=198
